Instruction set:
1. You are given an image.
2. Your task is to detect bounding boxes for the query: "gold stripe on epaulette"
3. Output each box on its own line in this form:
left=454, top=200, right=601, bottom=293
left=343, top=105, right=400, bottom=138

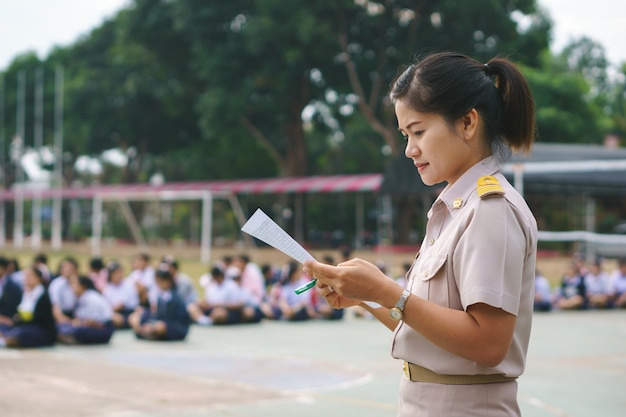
left=477, top=175, right=504, bottom=199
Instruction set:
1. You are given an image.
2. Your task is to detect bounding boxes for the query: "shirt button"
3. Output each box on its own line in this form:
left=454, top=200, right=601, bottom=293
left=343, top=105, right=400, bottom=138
left=428, top=238, right=435, bottom=245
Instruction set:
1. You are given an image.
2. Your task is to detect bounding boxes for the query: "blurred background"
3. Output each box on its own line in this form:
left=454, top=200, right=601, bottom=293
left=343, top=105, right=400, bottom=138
left=0, top=0, right=625, bottom=265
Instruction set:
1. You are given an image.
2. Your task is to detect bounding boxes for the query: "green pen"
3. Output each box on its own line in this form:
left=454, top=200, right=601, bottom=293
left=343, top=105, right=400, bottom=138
left=294, top=278, right=317, bottom=294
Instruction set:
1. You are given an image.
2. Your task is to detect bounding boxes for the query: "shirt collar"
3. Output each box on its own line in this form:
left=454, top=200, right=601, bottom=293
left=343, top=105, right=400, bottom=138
left=436, top=156, right=501, bottom=215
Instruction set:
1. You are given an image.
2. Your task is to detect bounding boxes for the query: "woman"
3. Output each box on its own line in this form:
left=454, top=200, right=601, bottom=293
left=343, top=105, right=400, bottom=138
left=304, top=52, right=537, bottom=416
left=57, top=276, right=115, bottom=345
left=102, top=261, right=139, bottom=328
left=129, top=267, right=191, bottom=341
left=0, top=266, right=56, bottom=348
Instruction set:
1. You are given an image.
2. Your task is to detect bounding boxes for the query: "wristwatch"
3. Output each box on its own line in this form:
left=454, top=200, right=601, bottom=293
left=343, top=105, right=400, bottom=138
left=389, top=289, right=412, bottom=321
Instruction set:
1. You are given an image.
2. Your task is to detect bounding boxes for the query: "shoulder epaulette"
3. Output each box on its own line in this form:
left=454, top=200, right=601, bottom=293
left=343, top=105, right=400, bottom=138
left=476, top=176, right=505, bottom=199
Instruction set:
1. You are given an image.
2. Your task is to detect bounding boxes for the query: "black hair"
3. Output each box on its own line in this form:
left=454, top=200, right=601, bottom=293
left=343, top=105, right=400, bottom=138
left=77, top=276, right=97, bottom=291
left=90, top=257, right=104, bottom=270
left=0, top=256, right=10, bottom=268
left=34, top=253, right=48, bottom=264
left=237, top=254, right=250, bottom=264
left=390, top=52, right=535, bottom=160
left=211, top=266, right=225, bottom=279
left=155, top=268, right=176, bottom=288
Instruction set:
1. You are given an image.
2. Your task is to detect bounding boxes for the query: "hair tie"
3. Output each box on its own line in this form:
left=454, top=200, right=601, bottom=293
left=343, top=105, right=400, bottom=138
left=483, top=63, right=490, bottom=75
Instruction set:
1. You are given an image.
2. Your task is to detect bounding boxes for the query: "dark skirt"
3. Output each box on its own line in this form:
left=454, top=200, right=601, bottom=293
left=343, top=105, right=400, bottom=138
left=137, top=311, right=189, bottom=341
left=57, top=321, right=115, bottom=345
left=4, top=324, right=56, bottom=348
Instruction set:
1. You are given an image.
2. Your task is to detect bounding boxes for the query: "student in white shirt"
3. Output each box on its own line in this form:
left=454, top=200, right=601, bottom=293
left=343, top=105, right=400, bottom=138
left=57, top=276, right=115, bottom=345
left=102, top=261, right=139, bottom=328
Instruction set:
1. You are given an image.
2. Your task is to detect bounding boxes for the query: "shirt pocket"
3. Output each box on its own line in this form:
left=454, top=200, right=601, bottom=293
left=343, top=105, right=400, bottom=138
left=410, top=253, right=449, bottom=307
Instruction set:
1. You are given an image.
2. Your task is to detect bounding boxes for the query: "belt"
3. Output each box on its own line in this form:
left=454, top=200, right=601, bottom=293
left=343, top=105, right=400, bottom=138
left=403, top=361, right=517, bottom=385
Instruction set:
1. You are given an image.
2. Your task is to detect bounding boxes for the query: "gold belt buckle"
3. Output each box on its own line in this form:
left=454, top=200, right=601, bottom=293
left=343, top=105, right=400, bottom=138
left=402, top=361, right=411, bottom=379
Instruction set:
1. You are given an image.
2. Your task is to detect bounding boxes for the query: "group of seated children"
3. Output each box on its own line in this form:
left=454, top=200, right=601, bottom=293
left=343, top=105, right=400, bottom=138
left=1, top=249, right=360, bottom=349
left=0, top=253, right=195, bottom=348
left=534, top=255, right=626, bottom=311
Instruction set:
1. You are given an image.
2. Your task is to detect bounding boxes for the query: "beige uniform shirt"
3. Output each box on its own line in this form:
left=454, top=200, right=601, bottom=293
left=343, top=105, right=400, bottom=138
left=391, top=156, right=537, bottom=378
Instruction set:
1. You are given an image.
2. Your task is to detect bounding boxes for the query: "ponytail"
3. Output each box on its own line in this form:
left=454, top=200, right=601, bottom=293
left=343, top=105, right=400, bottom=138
left=485, top=58, right=536, bottom=153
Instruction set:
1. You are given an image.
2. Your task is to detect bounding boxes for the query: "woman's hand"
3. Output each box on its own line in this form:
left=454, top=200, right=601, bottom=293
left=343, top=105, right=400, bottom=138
left=304, top=258, right=395, bottom=309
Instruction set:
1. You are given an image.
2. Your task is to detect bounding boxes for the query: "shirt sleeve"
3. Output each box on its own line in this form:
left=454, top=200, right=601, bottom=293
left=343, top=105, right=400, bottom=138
left=453, top=197, right=528, bottom=315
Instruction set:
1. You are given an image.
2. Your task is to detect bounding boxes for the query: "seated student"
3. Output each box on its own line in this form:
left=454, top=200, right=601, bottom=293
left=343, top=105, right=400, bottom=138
left=88, top=257, right=108, bottom=292
left=0, top=266, right=56, bottom=348
left=48, top=257, right=80, bottom=324
left=188, top=266, right=246, bottom=326
left=609, top=257, right=626, bottom=308
left=102, top=262, right=139, bottom=329
left=7, top=258, right=25, bottom=289
left=33, top=253, right=52, bottom=284
left=57, top=277, right=115, bottom=345
left=260, top=261, right=317, bottom=321
left=0, top=257, right=23, bottom=334
left=161, top=256, right=198, bottom=306
left=126, top=253, right=156, bottom=307
left=128, top=267, right=191, bottom=341
left=584, top=259, right=611, bottom=309
left=556, top=263, right=587, bottom=310
left=534, top=270, right=553, bottom=312
left=313, top=255, right=344, bottom=320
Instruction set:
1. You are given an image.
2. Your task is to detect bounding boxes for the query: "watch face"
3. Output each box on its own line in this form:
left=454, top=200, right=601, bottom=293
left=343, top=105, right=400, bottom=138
left=389, top=307, right=403, bottom=321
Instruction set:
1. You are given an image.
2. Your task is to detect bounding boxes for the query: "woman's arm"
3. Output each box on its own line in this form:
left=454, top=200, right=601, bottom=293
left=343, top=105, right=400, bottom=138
left=305, top=259, right=516, bottom=368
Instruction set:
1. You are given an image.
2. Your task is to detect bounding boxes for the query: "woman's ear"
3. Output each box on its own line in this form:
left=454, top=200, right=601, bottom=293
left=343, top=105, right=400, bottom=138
left=459, top=108, right=479, bottom=140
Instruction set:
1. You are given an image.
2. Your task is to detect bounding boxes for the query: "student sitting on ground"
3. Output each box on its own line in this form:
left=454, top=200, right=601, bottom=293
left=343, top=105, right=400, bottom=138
left=57, top=276, right=115, bottom=345
left=584, top=259, right=611, bottom=309
left=102, top=261, right=139, bottom=329
left=188, top=265, right=246, bottom=326
left=0, top=266, right=56, bottom=348
left=260, top=261, right=317, bottom=321
left=609, top=257, right=626, bottom=308
left=48, top=257, right=79, bottom=324
left=0, top=257, right=23, bottom=334
left=556, top=263, right=587, bottom=310
left=533, top=270, right=553, bottom=312
left=129, top=267, right=191, bottom=341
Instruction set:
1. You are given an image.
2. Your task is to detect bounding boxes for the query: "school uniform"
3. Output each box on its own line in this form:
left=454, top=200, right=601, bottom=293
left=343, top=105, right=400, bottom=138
left=0, top=275, right=23, bottom=333
left=103, top=279, right=139, bottom=327
left=4, top=285, right=56, bottom=347
left=392, top=157, right=537, bottom=417
left=58, top=289, right=115, bottom=344
left=48, top=276, right=77, bottom=318
left=138, top=289, right=191, bottom=341
left=202, top=278, right=246, bottom=324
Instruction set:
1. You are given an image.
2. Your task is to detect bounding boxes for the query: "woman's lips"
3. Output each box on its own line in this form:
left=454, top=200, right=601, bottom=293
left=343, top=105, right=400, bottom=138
left=416, top=163, right=428, bottom=173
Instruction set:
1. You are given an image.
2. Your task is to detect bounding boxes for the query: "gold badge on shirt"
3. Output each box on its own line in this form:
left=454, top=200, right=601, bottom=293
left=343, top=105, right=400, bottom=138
left=476, top=176, right=505, bottom=199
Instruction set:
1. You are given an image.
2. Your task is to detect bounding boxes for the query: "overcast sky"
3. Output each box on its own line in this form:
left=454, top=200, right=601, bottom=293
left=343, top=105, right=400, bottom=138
left=0, top=0, right=625, bottom=70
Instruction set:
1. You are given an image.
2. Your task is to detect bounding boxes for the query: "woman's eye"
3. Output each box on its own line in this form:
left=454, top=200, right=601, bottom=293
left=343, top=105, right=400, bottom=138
left=414, top=130, right=424, bottom=136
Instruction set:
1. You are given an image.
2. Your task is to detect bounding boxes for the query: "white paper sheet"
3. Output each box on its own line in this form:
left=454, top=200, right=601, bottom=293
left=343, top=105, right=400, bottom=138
left=241, top=208, right=381, bottom=307
left=241, top=208, right=316, bottom=264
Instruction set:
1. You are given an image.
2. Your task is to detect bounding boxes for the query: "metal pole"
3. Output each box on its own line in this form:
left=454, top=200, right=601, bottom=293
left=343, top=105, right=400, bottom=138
left=51, top=65, right=64, bottom=250
left=200, top=191, right=213, bottom=264
left=32, top=67, right=44, bottom=249
left=91, top=195, right=102, bottom=257
left=13, top=71, right=25, bottom=248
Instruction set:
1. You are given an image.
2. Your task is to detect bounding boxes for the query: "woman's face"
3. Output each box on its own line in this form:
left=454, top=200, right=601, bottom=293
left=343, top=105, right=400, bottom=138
left=23, top=268, right=40, bottom=291
left=395, top=100, right=478, bottom=186
left=155, top=277, right=172, bottom=291
left=110, top=268, right=124, bottom=284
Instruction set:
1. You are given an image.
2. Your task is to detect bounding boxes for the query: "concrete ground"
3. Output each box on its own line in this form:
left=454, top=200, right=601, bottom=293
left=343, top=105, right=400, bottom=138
left=1, top=309, right=625, bottom=417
